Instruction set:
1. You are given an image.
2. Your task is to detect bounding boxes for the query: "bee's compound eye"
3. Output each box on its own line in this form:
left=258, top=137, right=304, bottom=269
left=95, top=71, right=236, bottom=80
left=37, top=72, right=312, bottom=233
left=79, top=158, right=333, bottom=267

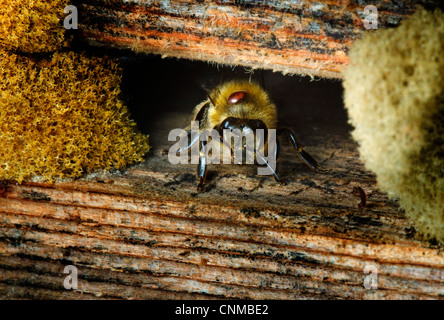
left=254, top=120, right=267, bottom=130
left=221, top=117, right=235, bottom=129
left=227, top=91, right=247, bottom=104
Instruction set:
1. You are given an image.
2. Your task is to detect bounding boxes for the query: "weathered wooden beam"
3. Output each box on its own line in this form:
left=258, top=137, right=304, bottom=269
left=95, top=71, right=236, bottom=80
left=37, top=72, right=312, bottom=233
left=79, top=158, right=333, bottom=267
left=1, top=105, right=443, bottom=299
left=77, top=0, right=429, bottom=78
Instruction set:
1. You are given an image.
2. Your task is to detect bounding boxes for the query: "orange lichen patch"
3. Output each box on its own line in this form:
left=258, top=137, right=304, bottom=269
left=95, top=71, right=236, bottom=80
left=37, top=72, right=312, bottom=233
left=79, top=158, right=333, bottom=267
left=0, top=49, right=150, bottom=183
left=0, top=0, right=69, bottom=53
left=78, top=0, right=419, bottom=79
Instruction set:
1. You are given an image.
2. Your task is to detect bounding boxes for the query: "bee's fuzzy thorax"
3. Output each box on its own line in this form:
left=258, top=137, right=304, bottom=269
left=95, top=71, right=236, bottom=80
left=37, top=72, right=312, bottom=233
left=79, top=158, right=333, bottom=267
left=188, top=78, right=320, bottom=189
left=206, top=80, right=277, bottom=130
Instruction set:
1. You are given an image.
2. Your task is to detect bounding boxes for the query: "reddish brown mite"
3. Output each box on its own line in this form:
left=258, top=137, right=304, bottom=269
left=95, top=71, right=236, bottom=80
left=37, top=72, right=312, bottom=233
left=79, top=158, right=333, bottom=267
left=353, top=186, right=367, bottom=208
left=228, top=91, right=247, bottom=104
left=178, top=80, right=320, bottom=191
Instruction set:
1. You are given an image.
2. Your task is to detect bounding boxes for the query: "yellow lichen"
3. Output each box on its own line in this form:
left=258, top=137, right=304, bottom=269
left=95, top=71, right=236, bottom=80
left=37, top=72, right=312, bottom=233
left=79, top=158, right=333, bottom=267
left=343, top=9, right=444, bottom=244
left=0, top=49, right=150, bottom=183
left=0, top=0, right=69, bottom=53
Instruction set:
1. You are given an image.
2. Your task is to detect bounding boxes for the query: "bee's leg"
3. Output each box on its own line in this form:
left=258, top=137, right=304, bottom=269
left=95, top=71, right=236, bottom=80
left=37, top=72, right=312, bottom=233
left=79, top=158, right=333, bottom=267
left=197, top=128, right=227, bottom=191
left=197, top=139, right=208, bottom=191
left=254, top=134, right=282, bottom=183
left=214, top=125, right=235, bottom=161
left=270, top=135, right=284, bottom=184
left=176, top=129, right=199, bottom=154
left=178, top=100, right=211, bottom=154
left=272, top=136, right=284, bottom=184
left=277, top=128, right=319, bottom=172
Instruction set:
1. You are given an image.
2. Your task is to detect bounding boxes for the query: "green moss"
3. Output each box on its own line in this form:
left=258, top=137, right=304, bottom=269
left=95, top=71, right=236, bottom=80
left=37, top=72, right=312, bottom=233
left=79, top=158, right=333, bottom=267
left=343, top=9, right=444, bottom=244
left=0, top=50, right=150, bottom=182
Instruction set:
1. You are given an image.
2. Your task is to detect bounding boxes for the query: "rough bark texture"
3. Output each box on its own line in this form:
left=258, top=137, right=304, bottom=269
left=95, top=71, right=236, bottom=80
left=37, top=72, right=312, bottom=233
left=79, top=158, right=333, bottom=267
left=76, top=0, right=435, bottom=79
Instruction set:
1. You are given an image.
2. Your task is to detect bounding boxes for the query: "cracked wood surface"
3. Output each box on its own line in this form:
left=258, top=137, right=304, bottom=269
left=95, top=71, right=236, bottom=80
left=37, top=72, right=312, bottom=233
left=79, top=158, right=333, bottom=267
left=1, top=113, right=444, bottom=299
left=1, top=62, right=443, bottom=299
left=76, top=0, right=433, bottom=79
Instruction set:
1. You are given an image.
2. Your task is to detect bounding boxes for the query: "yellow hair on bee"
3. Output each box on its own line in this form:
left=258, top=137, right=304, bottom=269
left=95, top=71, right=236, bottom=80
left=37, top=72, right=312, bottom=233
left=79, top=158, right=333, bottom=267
left=187, top=79, right=319, bottom=189
left=205, top=80, right=277, bottom=130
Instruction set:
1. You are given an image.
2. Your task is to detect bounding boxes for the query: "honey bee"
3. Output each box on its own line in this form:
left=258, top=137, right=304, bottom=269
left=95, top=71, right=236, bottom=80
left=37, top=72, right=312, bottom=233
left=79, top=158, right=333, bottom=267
left=175, top=79, right=319, bottom=190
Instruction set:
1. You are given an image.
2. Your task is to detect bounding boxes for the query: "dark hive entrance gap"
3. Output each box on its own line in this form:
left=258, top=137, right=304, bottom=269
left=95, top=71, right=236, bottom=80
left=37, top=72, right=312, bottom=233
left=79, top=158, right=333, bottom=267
left=112, top=54, right=382, bottom=222
left=119, top=54, right=350, bottom=157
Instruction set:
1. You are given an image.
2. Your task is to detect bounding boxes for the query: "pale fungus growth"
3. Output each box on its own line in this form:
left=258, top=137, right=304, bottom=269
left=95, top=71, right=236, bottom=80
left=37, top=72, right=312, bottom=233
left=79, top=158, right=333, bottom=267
left=343, top=8, right=444, bottom=245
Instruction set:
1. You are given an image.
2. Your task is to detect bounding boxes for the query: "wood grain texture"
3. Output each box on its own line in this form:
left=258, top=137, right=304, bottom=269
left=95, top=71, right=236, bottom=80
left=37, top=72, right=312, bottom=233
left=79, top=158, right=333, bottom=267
left=1, top=103, right=443, bottom=299
left=76, top=0, right=431, bottom=79
left=1, top=60, right=443, bottom=299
